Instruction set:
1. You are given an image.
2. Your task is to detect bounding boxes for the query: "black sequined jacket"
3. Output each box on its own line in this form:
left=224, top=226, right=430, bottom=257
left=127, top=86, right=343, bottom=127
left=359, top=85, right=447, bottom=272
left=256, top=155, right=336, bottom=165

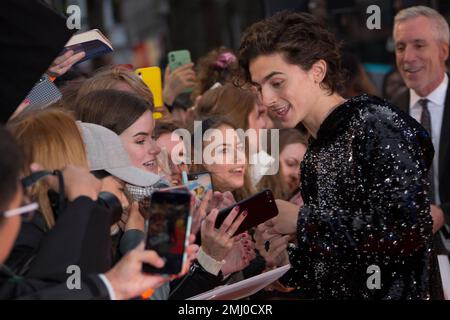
left=283, top=95, right=434, bottom=299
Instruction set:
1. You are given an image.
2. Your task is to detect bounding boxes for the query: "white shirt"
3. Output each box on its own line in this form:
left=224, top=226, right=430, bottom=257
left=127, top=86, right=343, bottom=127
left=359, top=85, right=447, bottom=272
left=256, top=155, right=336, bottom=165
left=409, top=73, right=448, bottom=205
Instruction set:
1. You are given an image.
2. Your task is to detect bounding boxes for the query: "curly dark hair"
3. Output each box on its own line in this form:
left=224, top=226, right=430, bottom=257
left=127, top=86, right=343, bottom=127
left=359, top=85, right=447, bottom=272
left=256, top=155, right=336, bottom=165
left=238, top=11, right=344, bottom=94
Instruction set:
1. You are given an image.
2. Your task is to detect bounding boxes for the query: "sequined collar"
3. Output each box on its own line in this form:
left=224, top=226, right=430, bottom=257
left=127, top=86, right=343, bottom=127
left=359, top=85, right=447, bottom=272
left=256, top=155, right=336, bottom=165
left=315, top=95, right=366, bottom=140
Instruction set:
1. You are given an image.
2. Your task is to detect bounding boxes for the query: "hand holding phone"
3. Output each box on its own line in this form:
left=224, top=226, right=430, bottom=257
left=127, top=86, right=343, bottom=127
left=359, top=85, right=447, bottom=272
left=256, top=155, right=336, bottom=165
left=164, top=50, right=195, bottom=103
left=214, top=189, right=278, bottom=235
left=201, top=206, right=248, bottom=262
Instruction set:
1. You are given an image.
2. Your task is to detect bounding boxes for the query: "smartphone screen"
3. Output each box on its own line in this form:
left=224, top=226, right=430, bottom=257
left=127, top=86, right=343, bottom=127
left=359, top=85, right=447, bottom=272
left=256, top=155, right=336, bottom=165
left=214, top=189, right=278, bottom=235
left=186, top=171, right=213, bottom=201
left=143, top=191, right=192, bottom=275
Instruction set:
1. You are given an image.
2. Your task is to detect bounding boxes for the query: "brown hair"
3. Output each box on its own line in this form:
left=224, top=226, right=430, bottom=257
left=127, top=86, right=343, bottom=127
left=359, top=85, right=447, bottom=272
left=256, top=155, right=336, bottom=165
left=256, top=128, right=308, bottom=200
left=73, top=65, right=154, bottom=110
left=153, top=121, right=180, bottom=140
left=194, top=83, right=257, bottom=131
left=238, top=11, right=344, bottom=94
left=192, top=47, right=239, bottom=101
left=72, top=89, right=152, bottom=135
left=189, top=116, right=255, bottom=201
left=7, top=109, right=88, bottom=228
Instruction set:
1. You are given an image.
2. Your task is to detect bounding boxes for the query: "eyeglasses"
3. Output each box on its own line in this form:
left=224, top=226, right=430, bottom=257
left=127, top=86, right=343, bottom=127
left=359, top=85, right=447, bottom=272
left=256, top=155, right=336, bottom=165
left=0, top=202, right=38, bottom=221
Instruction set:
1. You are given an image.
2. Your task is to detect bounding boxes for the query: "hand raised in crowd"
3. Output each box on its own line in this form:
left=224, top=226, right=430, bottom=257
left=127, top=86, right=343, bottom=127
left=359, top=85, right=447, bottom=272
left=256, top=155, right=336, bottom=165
left=104, top=242, right=169, bottom=300
left=46, top=50, right=86, bottom=78
left=254, top=223, right=290, bottom=268
left=30, top=163, right=101, bottom=201
left=201, top=206, right=247, bottom=262
left=221, top=232, right=256, bottom=276
left=163, top=63, right=196, bottom=105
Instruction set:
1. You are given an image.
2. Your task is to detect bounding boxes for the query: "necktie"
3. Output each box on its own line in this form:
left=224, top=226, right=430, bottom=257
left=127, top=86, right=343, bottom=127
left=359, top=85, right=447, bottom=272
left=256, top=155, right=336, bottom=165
left=418, top=98, right=435, bottom=204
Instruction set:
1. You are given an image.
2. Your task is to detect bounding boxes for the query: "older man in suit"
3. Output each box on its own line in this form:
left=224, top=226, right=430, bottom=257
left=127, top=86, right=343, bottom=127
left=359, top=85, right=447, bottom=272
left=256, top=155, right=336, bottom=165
left=392, top=6, right=450, bottom=248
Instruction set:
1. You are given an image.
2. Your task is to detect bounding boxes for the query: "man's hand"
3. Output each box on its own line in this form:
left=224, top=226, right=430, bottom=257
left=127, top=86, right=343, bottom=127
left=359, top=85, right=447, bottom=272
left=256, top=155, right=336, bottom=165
left=254, top=223, right=290, bottom=268
left=163, top=63, right=196, bottom=105
left=271, top=199, right=300, bottom=235
left=104, top=242, right=169, bottom=300
left=431, top=204, right=445, bottom=234
left=47, top=50, right=85, bottom=78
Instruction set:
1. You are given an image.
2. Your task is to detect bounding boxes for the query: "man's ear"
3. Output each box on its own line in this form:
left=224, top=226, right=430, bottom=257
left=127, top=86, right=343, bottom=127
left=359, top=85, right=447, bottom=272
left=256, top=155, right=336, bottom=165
left=440, top=41, right=449, bottom=62
left=310, top=59, right=327, bottom=84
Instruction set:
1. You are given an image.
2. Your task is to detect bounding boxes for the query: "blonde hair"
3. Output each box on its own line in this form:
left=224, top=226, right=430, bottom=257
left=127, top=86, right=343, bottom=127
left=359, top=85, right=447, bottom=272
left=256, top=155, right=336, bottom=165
left=7, top=108, right=89, bottom=228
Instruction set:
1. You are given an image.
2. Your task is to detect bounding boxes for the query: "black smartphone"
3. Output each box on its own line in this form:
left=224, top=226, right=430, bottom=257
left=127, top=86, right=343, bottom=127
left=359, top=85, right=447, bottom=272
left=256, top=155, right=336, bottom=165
left=143, top=190, right=192, bottom=275
left=214, top=189, right=278, bottom=235
left=186, top=171, right=213, bottom=201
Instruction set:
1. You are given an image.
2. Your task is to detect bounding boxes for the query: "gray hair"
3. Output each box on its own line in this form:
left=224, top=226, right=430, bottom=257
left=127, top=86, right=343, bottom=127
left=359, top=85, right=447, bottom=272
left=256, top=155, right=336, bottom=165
left=394, top=6, right=449, bottom=45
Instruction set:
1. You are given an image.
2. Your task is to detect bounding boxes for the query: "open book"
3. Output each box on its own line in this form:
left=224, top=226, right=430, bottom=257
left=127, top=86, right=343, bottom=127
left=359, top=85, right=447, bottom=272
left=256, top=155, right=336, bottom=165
left=64, top=29, right=113, bottom=63
left=187, top=264, right=291, bottom=300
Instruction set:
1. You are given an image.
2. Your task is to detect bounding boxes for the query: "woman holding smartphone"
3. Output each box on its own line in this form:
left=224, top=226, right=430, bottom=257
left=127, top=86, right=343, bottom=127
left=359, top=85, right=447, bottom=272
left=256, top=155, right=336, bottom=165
left=239, top=11, right=435, bottom=299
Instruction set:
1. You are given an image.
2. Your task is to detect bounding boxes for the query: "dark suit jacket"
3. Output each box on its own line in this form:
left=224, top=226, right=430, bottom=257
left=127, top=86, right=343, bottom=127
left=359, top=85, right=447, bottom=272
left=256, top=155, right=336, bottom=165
left=6, top=196, right=112, bottom=282
left=0, top=267, right=110, bottom=300
left=391, top=87, right=450, bottom=225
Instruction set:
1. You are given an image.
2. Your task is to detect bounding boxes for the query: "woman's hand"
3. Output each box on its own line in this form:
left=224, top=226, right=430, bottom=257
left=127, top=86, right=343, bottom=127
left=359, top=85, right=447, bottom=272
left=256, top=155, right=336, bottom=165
left=163, top=63, right=196, bottom=105
left=221, top=232, right=256, bottom=276
left=201, top=206, right=247, bottom=262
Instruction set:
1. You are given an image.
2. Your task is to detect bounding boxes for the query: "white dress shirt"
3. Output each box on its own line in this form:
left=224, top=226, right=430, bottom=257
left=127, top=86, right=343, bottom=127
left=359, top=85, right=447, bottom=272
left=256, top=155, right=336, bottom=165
left=409, top=73, right=448, bottom=205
